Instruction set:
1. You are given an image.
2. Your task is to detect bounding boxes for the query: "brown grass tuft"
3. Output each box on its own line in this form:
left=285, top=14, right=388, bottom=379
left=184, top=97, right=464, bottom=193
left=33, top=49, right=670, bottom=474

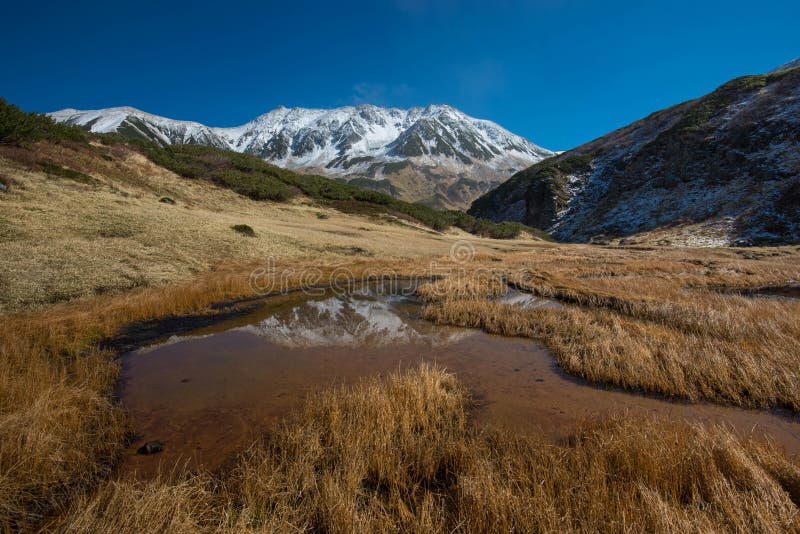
left=415, top=244, right=800, bottom=411
left=0, top=258, right=421, bottom=530
left=414, top=270, right=506, bottom=302
left=0, top=339, right=126, bottom=530
left=224, top=363, right=467, bottom=532
left=44, top=476, right=217, bottom=534
left=47, top=365, right=800, bottom=533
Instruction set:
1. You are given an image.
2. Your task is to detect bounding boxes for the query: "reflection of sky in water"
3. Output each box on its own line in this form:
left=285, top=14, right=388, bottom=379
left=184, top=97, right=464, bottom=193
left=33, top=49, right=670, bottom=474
left=497, top=290, right=563, bottom=310
left=239, top=292, right=471, bottom=348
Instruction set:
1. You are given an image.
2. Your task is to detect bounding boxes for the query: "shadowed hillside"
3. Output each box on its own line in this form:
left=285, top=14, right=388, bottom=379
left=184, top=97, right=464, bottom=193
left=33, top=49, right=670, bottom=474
left=470, top=64, right=800, bottom=246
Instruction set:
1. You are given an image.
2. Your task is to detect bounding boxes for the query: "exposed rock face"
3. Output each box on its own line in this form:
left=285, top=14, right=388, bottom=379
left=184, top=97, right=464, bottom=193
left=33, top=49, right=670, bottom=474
left=49, top=105, right=553, bottom=210
left=470, top=64, right=800, bottom=246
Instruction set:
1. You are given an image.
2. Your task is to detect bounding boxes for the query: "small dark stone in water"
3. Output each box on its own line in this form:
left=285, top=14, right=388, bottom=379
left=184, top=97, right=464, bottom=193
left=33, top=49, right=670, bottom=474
left=535, top=378, right=545, bottom=382
left=181, top=378, right=190, bottom=383
left=137, top=440, right=164, bottom=455
left=513, top=368, right=520, bottom=372
left=159, top=197, right=176, bottom=205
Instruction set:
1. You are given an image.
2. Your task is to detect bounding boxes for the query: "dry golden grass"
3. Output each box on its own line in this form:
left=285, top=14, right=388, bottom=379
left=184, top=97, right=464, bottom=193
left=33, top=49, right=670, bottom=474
left=0, top=344, right=125, bottom=530
left=223, top=363, right=468, bottom=532
left=45, top=366, right=800, bottom=533
left=3, top=138, right=800, bottom=531
left=4, top=245, right=800, bottom=530
left=419, top=244, right=800, bottom=411
left=414, top=266, right=506, bottom=302
left=424, top=298, right=800, bottom=410
left=45, top=476, right=217, bottom=533
left=0, top=257, right=429, bottom=530
left=0, top=142, right=543, bottom=312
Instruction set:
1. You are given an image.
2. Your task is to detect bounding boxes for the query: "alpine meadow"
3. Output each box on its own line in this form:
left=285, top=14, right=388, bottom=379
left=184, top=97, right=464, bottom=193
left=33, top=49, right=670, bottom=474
left=2, top=2, right=800, bottom=532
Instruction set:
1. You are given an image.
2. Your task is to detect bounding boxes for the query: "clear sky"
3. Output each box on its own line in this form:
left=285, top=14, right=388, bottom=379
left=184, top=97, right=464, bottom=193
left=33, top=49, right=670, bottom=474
left=2, top=0, right=798, bottom=150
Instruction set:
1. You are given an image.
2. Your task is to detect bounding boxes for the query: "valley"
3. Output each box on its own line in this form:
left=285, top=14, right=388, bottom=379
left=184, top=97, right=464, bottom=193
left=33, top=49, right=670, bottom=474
left=2, top=57, right=800, bottom=532
left=3, top=225, right=800, bottom=530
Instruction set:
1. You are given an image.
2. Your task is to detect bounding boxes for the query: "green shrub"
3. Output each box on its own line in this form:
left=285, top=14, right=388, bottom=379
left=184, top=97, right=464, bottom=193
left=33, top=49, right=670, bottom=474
left=39, top=161, right=96, bottom=185
left=231, top=224, right=256, bottom=237
left=0, top=98, right=86, bottom=145
left=215, top=169, right=292, bottom=201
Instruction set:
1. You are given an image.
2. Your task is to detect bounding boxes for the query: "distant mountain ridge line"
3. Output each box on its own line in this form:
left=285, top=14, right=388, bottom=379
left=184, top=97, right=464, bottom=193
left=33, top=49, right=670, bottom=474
left=49, top=104, right=554, bottom=210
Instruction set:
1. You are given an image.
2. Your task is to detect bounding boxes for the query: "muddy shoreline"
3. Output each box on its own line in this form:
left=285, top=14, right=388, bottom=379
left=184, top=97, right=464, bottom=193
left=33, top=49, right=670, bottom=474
left=113, top=282, right=800, bottom=479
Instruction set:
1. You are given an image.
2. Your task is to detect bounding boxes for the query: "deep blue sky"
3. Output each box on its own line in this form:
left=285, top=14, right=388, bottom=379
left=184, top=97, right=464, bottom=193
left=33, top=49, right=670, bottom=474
left=3, top=1, right=798, bottom=150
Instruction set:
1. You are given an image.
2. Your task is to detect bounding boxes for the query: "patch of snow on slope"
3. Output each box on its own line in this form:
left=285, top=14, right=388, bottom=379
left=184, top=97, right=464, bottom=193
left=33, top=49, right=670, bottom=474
left=49, top=104, right=554, bottom=181
left=238, top=294, right=470, bottom=348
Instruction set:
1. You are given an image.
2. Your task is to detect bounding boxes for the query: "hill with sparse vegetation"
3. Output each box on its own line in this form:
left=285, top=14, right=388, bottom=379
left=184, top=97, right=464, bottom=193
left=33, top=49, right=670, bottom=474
left=470, top=63, right=800, bottom=246
left=2, top=98, right=549, bottom=241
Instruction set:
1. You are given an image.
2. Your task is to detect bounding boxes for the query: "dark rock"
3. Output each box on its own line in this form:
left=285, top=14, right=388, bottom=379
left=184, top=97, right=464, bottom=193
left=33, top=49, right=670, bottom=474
left=159, top=197, right=176, bottom=205
left=231, top=224, right=256, bottom=237
left=137, top=440, right=164, bottom=455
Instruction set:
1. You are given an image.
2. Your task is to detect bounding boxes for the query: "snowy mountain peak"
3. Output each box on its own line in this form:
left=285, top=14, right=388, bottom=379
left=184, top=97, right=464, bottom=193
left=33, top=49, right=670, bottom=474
left=50, top=104, right=553, bottom=209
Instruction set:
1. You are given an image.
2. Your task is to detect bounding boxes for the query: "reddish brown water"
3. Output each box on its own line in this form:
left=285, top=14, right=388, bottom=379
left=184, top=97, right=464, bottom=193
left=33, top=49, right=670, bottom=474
left=118, top=283, right=800, bottom=477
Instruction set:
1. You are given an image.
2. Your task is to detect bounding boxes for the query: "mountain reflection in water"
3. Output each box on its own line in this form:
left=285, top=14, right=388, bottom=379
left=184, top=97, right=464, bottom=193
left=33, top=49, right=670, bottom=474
left=119, top=281, right=800, bottom=478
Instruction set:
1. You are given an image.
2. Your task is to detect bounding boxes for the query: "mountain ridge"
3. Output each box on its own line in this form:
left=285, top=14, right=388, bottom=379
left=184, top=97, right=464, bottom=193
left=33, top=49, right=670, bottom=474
left=469, top=62, right=800, bottom=246
left=50, top=104, right=553, bottom=209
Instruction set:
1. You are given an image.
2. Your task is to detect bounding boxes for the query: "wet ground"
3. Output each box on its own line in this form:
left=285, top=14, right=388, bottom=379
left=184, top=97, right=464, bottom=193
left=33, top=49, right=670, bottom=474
left=118, top=281, right=800, bottom=477
left=711, top=284, right=800, bottom=300
left=753, top=286, right=800, bottom=299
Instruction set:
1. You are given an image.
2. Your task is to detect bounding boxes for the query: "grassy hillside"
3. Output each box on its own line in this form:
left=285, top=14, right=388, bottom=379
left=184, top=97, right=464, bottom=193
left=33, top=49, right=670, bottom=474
left=0, top=99, right=551, bottom=311
left=1, top=98, right=547, bottom=240
left=132, top=142, right=548, bottom=239
left=468, top=66, right=800, bottom=246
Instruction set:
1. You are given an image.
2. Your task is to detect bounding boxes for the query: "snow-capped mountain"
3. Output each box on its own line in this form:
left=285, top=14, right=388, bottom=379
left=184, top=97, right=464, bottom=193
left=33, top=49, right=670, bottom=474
left=49, top=104, right=553, bottom=209
left=238, top=292, right=469, bottom=348
left=470, top=60, right=800, bottom=246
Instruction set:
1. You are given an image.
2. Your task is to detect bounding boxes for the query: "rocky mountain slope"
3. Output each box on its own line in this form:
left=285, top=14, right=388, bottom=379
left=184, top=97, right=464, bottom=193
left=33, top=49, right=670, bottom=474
left=49, top=105, right=552, bottom=209
left=470, top=62, right=800, bottom=246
